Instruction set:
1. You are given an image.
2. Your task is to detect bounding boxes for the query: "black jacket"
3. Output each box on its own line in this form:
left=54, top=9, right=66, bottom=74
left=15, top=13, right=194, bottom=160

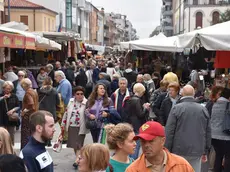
left=38, top=86, right=60, bottom=120
left=75, top=69, right=87, bottom=88
left=152, top=92, right=167, bottom=118
left=0, top=94, right=19, bottom=127
left=159, top=97, right=172, bottom=126
left=124, top=95, right=148, bottom=133
left=65, top=68, right=75, bottom=85
left=124, top=69, right=137, bottom=89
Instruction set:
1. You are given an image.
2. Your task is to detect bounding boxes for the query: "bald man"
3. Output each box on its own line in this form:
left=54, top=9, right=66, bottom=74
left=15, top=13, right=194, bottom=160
left=165, top=85, right=211, bottom=172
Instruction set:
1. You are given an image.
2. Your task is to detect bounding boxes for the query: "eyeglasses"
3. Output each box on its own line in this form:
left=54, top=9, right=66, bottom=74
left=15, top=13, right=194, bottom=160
left=76, top=93, right=84, bottom=96
left=18, top=75, right=24, bottom=77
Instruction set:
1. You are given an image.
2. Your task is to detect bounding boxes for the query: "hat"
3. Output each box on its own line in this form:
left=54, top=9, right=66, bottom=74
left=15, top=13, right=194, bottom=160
left=133, top=121, right=165, bottom=141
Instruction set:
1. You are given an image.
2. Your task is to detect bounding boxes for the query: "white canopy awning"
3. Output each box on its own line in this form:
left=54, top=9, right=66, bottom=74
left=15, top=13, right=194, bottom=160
left=131, top=35, right=183, bottom=52
left=177, top=21, right=230, bottom=51
left=120, top=33, right=183, bottom=52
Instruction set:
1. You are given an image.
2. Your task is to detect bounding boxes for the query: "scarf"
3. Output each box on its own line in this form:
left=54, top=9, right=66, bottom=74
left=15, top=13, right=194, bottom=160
left=113, top=88, right=130, bottom=109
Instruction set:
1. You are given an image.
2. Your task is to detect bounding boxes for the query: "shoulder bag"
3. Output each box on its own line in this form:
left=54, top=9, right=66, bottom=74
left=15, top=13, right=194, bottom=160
left=4, top=99, right=20, bottom=122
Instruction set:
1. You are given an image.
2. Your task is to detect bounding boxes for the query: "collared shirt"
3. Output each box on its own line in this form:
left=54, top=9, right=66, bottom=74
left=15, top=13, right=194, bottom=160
left=145, top=150, right=167, bottom=172
left=16, top=82, right=25, bottom=101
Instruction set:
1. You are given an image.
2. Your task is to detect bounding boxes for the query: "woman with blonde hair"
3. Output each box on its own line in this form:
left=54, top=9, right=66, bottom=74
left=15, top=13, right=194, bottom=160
left=105, top=123, right=136, bottom=172
left=0, top=127, right=14, bottom=154
left=20, top=78, right=39, bottom=149
left=77, top=143, right=110, bottom=172
left=124, top=83, right=150, bottom=160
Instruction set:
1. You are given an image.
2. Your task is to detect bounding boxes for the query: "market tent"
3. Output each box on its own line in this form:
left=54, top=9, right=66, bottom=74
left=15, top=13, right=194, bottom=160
left=1, top=21, right=29, bottom=31
left=119, top=33, right=180, bottom=52
left=120, top=34, right=159, bottom=50
left=0, top=26, right=36, bottom=49
left=177, top=21, right=230, bottom=51
left=130, top=35, right=183, bottom=52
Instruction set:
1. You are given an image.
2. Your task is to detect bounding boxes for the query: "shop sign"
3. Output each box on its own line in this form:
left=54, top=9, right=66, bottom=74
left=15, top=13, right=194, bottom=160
left=0, top=32, right=25, bottom=49
left=25, top=37, right=36, bottom=50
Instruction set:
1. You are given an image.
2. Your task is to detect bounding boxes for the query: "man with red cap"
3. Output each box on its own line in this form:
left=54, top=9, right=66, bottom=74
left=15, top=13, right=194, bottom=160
left=126, top=121, right=194, bottom=172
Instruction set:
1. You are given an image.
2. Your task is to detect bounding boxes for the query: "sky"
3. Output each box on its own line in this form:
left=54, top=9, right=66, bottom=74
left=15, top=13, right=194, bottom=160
left=93, top=0, right=162, bottom=39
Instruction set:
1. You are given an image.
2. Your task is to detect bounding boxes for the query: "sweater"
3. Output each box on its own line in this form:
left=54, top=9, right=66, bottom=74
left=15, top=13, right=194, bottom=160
left=19, top=137, right=53, bottom=172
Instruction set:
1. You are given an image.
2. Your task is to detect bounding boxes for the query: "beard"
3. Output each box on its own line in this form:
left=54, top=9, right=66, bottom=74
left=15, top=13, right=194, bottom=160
left=41, top=129, right=53, bottom=145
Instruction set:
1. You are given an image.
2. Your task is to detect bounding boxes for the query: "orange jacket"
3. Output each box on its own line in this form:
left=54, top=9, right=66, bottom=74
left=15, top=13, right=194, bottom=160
left=126, top=150, right=194, bottom=172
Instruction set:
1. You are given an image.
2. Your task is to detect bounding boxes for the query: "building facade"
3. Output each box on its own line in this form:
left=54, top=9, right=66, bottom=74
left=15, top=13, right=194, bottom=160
left=5, top=0, right=57, bottom=31
left=160, top=0, right=174, bottom=36
left=173, top=0, right=230, bottom=34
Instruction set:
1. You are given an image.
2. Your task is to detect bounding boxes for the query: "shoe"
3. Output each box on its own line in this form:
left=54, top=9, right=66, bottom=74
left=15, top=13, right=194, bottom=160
left=62, top=140, right=67, bottom=144
left=73, top=162, right=78, bottom=169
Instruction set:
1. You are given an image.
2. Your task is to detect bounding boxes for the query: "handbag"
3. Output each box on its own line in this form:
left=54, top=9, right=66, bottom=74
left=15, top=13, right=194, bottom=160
left=53, top=139, right=62, bottom=153
left=223, top=102, right=230, bottom=135
left=85, top=117, right=97, bottom=129
left=4, top=99, right=20, bottom=122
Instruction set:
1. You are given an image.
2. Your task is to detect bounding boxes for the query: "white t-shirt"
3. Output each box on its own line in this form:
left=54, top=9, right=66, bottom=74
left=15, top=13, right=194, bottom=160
left=3, top=71, right=18, bottom=82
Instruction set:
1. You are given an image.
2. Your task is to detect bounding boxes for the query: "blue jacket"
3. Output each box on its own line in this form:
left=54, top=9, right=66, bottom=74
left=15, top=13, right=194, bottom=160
left=19, top=137, right=53, bottom=172
left=57, top=79, right=72, bottom=105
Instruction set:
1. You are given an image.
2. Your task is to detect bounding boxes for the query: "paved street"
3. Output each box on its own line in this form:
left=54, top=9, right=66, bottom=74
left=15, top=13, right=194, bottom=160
left=14, top=123, right=93, bottom=172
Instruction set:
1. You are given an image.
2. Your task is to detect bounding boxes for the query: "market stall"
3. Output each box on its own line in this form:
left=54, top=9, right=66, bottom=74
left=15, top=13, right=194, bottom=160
left=177, top=21, right=230, bottom=51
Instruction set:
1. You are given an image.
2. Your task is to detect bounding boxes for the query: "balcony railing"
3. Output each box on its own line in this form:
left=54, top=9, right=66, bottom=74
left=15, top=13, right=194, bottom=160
left=162, top=10, right=173, bottom=16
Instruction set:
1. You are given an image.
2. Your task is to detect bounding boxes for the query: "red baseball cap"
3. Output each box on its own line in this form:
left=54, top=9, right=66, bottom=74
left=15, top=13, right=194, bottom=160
left=133, top=121, right=165, bottom=141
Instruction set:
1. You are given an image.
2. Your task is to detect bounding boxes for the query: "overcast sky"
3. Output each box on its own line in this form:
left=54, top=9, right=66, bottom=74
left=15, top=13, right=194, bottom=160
left=93, top=0, right=162, bottom=39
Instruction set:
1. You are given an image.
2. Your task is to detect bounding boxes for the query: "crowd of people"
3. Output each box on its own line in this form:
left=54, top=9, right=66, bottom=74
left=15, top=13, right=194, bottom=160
left=0, top=56, right=228, bottom=172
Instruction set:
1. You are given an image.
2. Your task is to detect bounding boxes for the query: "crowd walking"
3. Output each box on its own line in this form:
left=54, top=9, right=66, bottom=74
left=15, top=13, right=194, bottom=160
left=0, top=56, right=229, bottom=172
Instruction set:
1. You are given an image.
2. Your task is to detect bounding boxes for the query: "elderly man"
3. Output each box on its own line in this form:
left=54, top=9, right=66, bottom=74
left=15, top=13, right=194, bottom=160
left=126, top=121, right=194, bottom=172
left=165, top=85, right=211, bottom=172
left=46, top=64, right=55, bottom=85
left=55, top=71, right=72, bottom=106
left=111, top=77, right=130, bottom=122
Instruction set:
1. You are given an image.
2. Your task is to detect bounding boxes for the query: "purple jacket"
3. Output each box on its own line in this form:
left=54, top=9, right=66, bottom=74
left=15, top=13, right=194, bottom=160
left=86, top=97, right=113, bottom=128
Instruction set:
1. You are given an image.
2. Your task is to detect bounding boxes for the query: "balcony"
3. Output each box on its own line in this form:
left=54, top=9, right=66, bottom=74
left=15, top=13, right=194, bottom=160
left=164, top=26, right=173, bottom=31
left=104, top=31, right=110, bottom=38
left=162, top=17, right=172, bottom=24
left=162, top=10, right=173, bottom=16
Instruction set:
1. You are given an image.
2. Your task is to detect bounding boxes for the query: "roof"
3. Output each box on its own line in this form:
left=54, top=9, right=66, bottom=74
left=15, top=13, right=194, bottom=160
left=5, top=0, right=58, bottom=14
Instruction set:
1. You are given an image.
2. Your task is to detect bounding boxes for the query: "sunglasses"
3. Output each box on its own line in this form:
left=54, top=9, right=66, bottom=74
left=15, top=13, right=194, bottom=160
left=18, top=75, right=24, bottom=77
left=76, top=93, right=84, bottom=96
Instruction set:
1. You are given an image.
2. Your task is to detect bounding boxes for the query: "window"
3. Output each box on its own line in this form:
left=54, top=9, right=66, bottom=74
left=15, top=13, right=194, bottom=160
left=209, top=0, right=215, bottom=4
left=195, top=12, right=203, bottom=28
left=20, top=16, right=28, bottom=25
left=48, top=18, right=50, bottom=31
left=193, top=0, right=198, bottom=5
left=44, top=17, right=46, bottom=31
left=212, top=11, right=220, bottom=25
left=66, top=0, right=72, bottom=30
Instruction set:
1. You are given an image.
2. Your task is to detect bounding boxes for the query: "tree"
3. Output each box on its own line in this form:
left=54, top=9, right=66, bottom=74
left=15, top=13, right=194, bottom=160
left=149, top=26, right=161, bottom=37
left=220, top=9, right=230, bottom=23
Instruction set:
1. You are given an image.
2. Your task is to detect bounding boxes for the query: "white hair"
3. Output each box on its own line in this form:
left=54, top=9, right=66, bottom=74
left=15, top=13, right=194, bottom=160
left=20, top=78, right=32, bottom=89
left=119, top=77, right=128, bottom=85
left=55, top=70, right=66, bottom=79
left=18, top=70, right=26, bottom=76
left=3, top=81, right=14, bottom=90
left=46, top=64, right=53, bottom=70
left=133, top=83, right=146, bottom=97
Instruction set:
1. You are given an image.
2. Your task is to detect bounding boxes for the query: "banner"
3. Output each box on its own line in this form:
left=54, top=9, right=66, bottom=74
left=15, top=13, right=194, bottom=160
left=0, top=32, right=25, bottom=49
